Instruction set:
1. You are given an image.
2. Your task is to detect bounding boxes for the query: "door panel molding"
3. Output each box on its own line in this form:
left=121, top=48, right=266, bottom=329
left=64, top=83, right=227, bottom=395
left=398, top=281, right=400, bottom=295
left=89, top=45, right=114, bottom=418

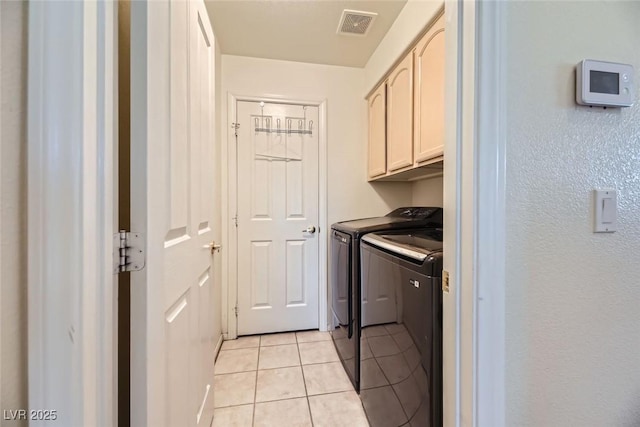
left=224, top=94, right=328, bottom=338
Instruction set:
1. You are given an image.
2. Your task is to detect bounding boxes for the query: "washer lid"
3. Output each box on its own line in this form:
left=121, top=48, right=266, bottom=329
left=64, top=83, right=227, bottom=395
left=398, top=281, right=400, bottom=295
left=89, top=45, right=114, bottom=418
left=379, top=229, right=443, bottom=249
left=362, top=229, right=442, bottom=261
left=331, top=207, right=443, bottom=235
left=333, top=215, right=420, bottom=231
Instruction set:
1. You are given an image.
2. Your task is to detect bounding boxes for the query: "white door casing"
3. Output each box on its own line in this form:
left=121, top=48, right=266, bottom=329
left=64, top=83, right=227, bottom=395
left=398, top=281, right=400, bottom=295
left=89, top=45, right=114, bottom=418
left=130, top=1, right=217, bottom=426
left=473, top=2, right=507, bottom=425
left=443, top=1, right=507, bottom=427
left=1, top=2, right=3, bottom=409
left=235, top=101, right=320, bottom=335
left=27, top=1, right=117, bottom=425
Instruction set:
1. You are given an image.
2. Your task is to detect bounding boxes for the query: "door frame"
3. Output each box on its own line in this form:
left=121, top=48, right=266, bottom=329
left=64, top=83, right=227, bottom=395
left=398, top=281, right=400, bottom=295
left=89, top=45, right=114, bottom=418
left=27, top=1, right=117, bottom=425
left=223, top=93, right=328, bottom=339
left=0, top=1, right=3, bottom=408
left=443, top=1, right=507, bottom=426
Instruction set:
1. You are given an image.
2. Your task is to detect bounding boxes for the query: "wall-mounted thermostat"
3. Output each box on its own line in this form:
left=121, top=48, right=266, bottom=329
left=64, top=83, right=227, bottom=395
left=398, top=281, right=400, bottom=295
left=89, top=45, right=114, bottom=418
left=576, top=59, right=634, bottom=107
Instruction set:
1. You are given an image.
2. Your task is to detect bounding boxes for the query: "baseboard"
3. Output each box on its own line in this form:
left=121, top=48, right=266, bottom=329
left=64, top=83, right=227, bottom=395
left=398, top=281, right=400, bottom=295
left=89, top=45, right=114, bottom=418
left=214, top=334, right=224, bottom=361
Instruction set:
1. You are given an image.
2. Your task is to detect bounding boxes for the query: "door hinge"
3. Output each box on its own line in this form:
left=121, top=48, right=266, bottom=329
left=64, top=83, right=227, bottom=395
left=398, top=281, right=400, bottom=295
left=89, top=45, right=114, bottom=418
left=113, top=230, right=145, bottom=274
left=442, top=270, right=450, bottom=293
left=234, top=306, right=238, bottom=317
left=231, top=122, right=240, bottom=137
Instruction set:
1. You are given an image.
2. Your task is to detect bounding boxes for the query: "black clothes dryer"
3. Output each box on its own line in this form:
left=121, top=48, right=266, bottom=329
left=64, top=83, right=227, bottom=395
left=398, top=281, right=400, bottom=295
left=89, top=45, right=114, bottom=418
left=329, top=207, right=443, bottom=393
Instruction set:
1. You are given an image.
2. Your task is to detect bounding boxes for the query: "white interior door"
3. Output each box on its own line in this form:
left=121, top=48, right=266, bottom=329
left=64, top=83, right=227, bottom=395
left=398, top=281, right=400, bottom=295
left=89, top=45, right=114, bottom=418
left=130, top=1, right=217, bottom=426
left=236, top=101, right=319, bottom=335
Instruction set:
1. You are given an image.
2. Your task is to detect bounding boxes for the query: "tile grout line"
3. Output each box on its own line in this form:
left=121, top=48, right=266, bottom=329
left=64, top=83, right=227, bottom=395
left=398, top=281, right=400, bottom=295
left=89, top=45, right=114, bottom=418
left=251, top=337, right=260, bottom=427
left=214, top=368, right=259, bottom=375
left=252, top=386, right=258, bottom=425
left=215, top=345, right=260, bottom=376
left=216, top=386, right=358, bottom=410
left=296, top=334, right=315, bottom=427
left=255, top=359, right=341, bottom=372
left=363, top=333, right=415, bottom=425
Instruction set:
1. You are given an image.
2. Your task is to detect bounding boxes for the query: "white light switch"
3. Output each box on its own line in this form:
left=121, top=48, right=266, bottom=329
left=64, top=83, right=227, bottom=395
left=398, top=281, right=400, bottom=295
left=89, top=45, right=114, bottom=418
left=594, top=189, right=617, bottom=233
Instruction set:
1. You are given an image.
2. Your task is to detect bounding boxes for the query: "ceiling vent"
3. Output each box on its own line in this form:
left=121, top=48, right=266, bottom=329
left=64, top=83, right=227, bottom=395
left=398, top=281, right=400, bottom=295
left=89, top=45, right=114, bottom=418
left=337, top=9, right=378, bottom=36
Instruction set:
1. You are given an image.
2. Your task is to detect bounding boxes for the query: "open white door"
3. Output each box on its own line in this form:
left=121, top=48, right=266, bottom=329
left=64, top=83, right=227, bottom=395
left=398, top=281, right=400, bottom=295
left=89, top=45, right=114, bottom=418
left=130, top=1, right=217, bottom=426
left=27, top=1, right=117, bottom=426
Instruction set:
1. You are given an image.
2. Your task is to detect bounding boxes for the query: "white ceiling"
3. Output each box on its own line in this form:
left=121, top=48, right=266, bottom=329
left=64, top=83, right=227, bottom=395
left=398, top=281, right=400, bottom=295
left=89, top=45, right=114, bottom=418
left=204, top=0, right=408, bottom=68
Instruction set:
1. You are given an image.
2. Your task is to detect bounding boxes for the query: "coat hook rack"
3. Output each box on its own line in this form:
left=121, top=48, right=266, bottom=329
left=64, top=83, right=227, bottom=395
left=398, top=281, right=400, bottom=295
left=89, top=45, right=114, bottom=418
left=252, top=102, right=313, bottom=136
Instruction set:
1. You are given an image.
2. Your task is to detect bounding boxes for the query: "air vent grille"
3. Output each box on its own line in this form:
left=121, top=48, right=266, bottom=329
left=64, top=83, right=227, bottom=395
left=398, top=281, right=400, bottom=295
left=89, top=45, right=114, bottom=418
left=337, top=10, right=377, bottom=36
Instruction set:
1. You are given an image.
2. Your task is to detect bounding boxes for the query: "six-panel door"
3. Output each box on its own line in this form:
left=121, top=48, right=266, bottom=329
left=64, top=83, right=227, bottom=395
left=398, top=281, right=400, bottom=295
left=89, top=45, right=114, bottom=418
left=130, top=1, right=217, bottom=426
left=236, top=101, right=320, bottom=336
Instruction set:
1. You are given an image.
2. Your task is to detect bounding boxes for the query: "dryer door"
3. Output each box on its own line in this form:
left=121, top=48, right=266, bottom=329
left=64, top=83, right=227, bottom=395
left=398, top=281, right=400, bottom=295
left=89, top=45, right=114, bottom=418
left=330, top=229, right=351, bottom=334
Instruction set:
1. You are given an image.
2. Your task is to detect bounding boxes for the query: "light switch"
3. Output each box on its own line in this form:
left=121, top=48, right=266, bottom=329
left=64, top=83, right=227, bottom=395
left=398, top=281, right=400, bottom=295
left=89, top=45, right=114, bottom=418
left=594, top=189, right=617, bottom=233
left=602, top=197, right=615, bottom=223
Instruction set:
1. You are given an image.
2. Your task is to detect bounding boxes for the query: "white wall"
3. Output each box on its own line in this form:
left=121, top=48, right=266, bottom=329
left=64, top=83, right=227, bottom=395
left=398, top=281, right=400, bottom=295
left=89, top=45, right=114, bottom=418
left=221, top=55, right=413, bottom=227
left=504, top=2, right=640, bottom=426
left=411, top=177, right=443, bottom=207
left=1, top=1, right=28, bottom=423
left=364, top=0, right=443, bottom=96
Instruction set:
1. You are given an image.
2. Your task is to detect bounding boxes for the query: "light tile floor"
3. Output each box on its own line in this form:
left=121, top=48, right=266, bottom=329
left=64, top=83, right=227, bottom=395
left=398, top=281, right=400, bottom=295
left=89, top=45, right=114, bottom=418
left=213, top=330, right=370, bottom=427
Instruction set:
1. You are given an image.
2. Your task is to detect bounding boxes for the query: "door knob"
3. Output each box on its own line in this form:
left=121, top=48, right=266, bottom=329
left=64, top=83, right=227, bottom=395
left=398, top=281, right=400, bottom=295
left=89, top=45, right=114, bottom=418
left=302, top=226, right=316, bottom=234
left=203, top=241, right=222, bottom=254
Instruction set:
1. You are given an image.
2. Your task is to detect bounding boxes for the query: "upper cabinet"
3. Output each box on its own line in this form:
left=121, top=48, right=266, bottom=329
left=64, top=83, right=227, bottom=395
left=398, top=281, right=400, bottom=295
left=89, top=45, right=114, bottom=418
left=366, top=11, right=445, bottom=182
left=414, top=14, right=445, bottom=164
left=368, top=82, right=387, bottom=179
left=387, top=54, right=414, bottom=172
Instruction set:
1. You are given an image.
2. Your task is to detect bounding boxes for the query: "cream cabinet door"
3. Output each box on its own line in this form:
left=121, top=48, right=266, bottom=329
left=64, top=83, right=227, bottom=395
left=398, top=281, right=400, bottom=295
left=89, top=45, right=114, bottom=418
left=368, top=82, right=387, bottom=179
left=387, top=53, right=414, bottom=172
left=414, top=14, right=445, bottom=163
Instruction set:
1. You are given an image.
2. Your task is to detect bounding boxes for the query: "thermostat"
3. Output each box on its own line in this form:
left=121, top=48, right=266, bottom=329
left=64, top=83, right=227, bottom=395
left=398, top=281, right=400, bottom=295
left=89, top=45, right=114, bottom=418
left=576, top=59, right=634, bottom=107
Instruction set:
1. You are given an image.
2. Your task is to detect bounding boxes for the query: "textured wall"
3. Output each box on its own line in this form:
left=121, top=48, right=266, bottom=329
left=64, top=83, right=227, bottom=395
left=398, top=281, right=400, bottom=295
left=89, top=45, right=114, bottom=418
left=505, top=2, right=640, bottom=426
left=1, top=0, right=28, bottom=422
